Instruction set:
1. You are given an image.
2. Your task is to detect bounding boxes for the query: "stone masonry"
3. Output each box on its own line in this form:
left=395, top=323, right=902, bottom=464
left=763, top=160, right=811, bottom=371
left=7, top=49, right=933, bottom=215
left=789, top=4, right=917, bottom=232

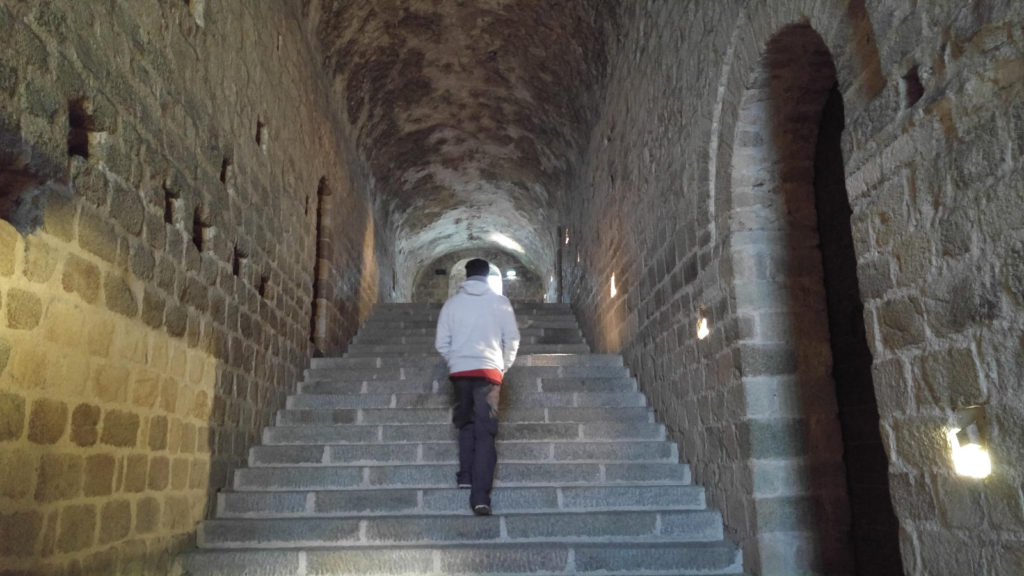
left=565, top=1, right=1024, bottom=575
left=0, top=2, right=385, bottom=573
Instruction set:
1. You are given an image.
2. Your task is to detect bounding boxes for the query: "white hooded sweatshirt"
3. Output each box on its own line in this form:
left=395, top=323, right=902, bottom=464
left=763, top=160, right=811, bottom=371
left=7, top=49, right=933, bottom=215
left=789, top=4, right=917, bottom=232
left=435, top=277, right=521, bottom=376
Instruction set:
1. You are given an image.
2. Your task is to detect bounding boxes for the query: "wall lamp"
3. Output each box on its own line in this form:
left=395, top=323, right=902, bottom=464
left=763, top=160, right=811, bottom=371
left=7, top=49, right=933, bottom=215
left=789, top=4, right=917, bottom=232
left=696, top=305, right=710, bottom=340
left=946, top=406, right=991, bottom=479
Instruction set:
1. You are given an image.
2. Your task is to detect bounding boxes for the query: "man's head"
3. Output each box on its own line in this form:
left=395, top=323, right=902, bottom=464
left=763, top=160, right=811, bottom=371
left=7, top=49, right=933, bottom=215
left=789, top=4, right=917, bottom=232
left=465, top=258, right=490, bottom=278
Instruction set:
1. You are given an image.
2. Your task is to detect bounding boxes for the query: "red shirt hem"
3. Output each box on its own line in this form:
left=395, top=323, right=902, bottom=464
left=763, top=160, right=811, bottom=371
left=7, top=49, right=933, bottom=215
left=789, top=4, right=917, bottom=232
left=450, top=368, right=503, bottom=385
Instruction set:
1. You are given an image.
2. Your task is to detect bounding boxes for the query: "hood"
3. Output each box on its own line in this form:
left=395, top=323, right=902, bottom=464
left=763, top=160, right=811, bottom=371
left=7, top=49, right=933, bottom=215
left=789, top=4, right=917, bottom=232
left=460, top=277, right=492, bottom=296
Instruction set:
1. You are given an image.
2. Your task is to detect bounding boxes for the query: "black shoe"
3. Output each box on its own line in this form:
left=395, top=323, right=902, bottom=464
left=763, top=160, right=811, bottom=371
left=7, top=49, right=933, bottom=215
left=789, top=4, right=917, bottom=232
left=473, top=504, right=491, bottom=516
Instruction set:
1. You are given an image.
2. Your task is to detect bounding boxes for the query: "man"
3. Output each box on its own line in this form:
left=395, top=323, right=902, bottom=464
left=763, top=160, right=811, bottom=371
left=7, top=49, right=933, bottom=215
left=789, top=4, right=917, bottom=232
left=435, top=258, right=520, bottom=516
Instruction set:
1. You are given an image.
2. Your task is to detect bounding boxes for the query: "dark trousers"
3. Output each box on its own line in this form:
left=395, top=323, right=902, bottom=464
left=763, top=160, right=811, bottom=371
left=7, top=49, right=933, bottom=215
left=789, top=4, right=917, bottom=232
left=451, top=377, right=499, bottom=507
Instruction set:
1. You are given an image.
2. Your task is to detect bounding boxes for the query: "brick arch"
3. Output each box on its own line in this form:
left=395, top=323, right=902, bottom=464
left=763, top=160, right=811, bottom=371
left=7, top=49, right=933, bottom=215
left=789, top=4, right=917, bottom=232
left=707, top=0, right=881, bottom=241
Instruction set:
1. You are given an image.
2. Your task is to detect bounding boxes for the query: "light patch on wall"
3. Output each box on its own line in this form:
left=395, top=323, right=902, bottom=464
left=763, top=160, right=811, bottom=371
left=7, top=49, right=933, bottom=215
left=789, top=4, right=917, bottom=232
left=610, top=274, right=617, bottom=298
left=488, top=232, right=524, bottom=254
left=947, top=408, right=991, bottom=479
left=696, top=306, right=710, bottom=340
left=505, top=269, right=517, bottom=279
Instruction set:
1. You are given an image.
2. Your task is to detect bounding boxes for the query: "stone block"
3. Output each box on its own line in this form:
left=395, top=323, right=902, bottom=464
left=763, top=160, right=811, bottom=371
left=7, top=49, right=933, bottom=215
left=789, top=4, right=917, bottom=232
left=43, top=299, right=86, bottom=347
left=100, top=409, right=139, bottom=447
left=0, top=336, right=11, bottom=378
left=27, top=398, right=67, bottom=444
left=917, top=347, right=983, bottom=407
left=99, top=499, right=131, bottom=544
left=985, top=475, right=1024, bottom=529
left=56, top=504, right=95, bottom=553
left=891, top=414, right=949, bottom=470
left=104, top=272, right=139, bottom=317
left=141, top=287, right=165, bottom=328
left=131, top=243, right=156, bottom=281
left=935, top=474, right=986, bottom=528
left=135, top=497, right=160, bottom=534
left=0, top=221, right=19, bottom=277
left=0, top=448, right=36, bottom=500
left=79, top=211, right=118, bottom=263
left=6, top=288, right=42, bottom=330
left=147, top=414, right=168, bottom=451
left=61, top=254, right=100, bottom=303
left=42, top=195, right=76, bottom=241
left=171, top=456, right=190, bottom=489
left=70, top=403, right=100, bottom=447
left=83, top=454, right=116, bottom=497
left=123, top=454, right=148, bottom=493
left=739, top=417, right=808, bottom=459
left=147, top=455, right=169, bottom=490
left=857, top=255, right=893, bottom=300
left=111, top=182, right=144, bottom=236
left=162, top=494, right=192, bottom=532
left=131, top=371, right=160, bottom=408
left=739, top=343, right=798, bottom=376
left=92, top=363, right=129, bottom=403
left=23, top=235, right=58, bottom=283
left=0, top=391, right=25, bottom=441
left=877, top=296, right=926, bottom=349
left=0, top=510, right=42, bottom=557
left=35, top=453, right=83, bottom=503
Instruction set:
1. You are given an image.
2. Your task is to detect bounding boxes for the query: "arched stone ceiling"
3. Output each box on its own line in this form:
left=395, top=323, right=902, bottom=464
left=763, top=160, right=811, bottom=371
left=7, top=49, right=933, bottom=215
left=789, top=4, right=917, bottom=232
left=313, top=0, right=618, bottom=296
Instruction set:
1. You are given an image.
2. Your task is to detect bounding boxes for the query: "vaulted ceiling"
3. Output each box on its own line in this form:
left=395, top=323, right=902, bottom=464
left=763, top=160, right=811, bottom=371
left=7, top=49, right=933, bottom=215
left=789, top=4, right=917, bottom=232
left=312, top=0, right=618, bottom=295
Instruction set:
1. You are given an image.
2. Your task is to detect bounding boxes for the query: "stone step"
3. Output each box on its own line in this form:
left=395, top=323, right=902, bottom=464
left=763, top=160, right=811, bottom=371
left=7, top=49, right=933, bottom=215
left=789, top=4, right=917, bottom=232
left=176, top=541, right=743, bottom=575
left=303, top=365, right=632, bottom=383
left=249, top=440, right=678, bottom=466
left=350, top=343, right=591, bottom=356
left=233, top=462, right=690, bottom=491
left=217, top=484, right=707, bottom=518
left=263, top=422, right=666, bottom=445
left=368, top=309, right=574, bottom=321
left=277, top=405, right=650, bottom=426
left=197, top=510, right=725, bottom=548
left=358, top=318, right=579, bottom=332
left=312, top=352, right=614, bottom=370
left=342, top=343, right=589, bottom=357
left=352, top=328, right=584, bottom=345
left=285, top=393, right=649, bottom=411
left=295, top=376, right=638, bottom=396
left=370, top=302, right=568, bottom=311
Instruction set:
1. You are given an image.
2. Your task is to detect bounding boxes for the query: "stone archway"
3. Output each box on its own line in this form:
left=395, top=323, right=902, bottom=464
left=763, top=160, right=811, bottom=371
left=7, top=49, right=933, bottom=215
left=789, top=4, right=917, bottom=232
left=446, top=258, right=504, bottom=298
left=725, top=23, right=900, bottom=575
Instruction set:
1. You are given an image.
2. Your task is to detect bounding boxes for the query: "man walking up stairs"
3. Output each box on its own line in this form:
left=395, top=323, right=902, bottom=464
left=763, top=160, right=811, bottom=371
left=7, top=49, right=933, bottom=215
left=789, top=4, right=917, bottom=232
left=176, top=303, right=744, bottom=575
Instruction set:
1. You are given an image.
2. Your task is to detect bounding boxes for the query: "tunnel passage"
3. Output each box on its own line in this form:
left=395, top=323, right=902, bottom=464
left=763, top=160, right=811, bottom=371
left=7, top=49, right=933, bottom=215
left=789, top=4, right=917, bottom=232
left=313, top=0, right=619, bottom=297
left=412, top=248, right=544, bottom=303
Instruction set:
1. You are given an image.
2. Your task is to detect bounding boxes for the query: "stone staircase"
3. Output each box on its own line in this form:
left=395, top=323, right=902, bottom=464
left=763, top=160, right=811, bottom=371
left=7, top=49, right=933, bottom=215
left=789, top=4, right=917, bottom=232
left=176, top=303, right=743, bottom=575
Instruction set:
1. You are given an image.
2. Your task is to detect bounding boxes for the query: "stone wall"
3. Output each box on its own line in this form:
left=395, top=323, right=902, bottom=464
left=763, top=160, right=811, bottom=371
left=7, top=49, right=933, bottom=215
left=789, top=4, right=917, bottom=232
left=564, top=1, right=1024, bottom=575
left=0, top=2, right=380, bottom=574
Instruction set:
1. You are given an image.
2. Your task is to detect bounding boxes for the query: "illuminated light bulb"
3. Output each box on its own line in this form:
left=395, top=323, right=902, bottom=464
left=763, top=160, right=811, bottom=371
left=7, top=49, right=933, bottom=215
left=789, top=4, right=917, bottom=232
left=696, top=316, right=710, bottom=340
left=947, top=427, right=992, bottom=479
left=610, top=274, right=617, bottom=298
